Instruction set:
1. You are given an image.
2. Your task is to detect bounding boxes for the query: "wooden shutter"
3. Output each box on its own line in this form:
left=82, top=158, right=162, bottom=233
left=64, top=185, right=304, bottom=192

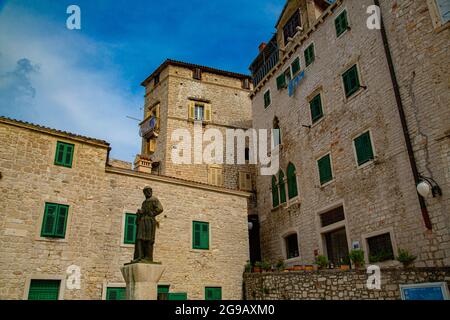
left=193, top=222, right=201, bottom=248
left=291, top=57, right=301, bottom=75
left=41, top=203, right=58, bottom=237
left=28, top=280, right=60, bottom=300
left=55, top=143, right=65, bottom=165
left=64, top=144, right=74, bottom=167
left=287, top=163, right=298, bottom=199
left=355, top=132, right=374, bottom=165
left=168, top=293, right=187, bottom=300
left=205, top=287, right=222, bottom=300
left=276, top=74, right=286, bottom=90
left=239, top=172, right=252, bottom=191
left=272, top=176, right=279, bottom=208
left=204, top=104, right=212, bottom=122
left=124, top=214, right=136, bottom=244
left=200, top=222, right=209, bottom=249
left=188, top=101, right=195, bottom=120
left=318, top=154, right=333, bottom=185
left=209, top=166, right=223, bottom=186
left=106, top=287, right=126, bottom=300
left=310, top=94, right=323, bottom=122
left=148, top=139, right=156, bottom=153
left=279, top=171, right=287, bottom=204
left=54, top=205, right=68, bottom=238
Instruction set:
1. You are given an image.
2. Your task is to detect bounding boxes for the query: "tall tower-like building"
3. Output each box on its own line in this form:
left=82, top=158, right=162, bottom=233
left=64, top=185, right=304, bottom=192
left=137, top=59, right=255, bottom=192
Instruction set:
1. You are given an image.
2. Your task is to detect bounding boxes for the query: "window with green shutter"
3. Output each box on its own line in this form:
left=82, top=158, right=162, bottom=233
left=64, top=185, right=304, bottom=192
left=287, top=163, right=298, bottom=199
left=291, top=57, right=301, bottom=76
left=124, top=213, right=137, bottom=244
left=318, top=154, right=333, bottom=185
left=342, top=65, right=360, bottom=98
left=41, top=203, right=69, bottom=238
left=276, top=74, right=286, bottom=90
left=304, top=43, right=315, bottom=67
left=205, top=287, right=222, bottom=300
left=272, top=176, right=279, bottom=208
left=193, top=221, right=209, bottom=250
left=278, top=170, right=286, bottom=204
left=158, top=285, right=170, bottom=300
left=28, top=280, right=60, bottom=300
left=310, top=93, right=324, bottom=123
left=54, top=141, right=74, bottom=168
left=354, top=131, right=375, bottom=166
left=264, top=90, right=271, bottom=108
left=335, top=10, right=349, bottom=37
left=168, top=292, right=188, bottom=300
left=106, top=287, right=126, bottom=300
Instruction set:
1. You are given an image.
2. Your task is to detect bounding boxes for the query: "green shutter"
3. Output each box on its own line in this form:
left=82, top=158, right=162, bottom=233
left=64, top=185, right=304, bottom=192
left=318, top=154, right=333, bottom=185
left=54, top=142, right=74, bottom=168
left=278, top=171, right=286, bottom=204
left=168, top=293, right=188, bottom=300
left=41, top=203, right=58, bottom=237
left=54, top=205, right=69, bottom=238
left=193, top=221, right=209, bottom=250
left=276, top=74, right=286, bottom=90
left=28, top=280, right=60, bottom=300
left=264, top=90, right=271, bottom=108
left=287, top=163, right=298, bottom=199
left=157, top=285, right=170, bottom=300
left=291, top=57, right=301, bottom=75
left=305, top=44, right=315, bottom=67
left=354, top=131, right=374, bottom=166
left=335, top=10, right=348, bottom=37
left=205, top=287, right=222, bottom=300
left=124, top=213, right=137, bottom=244
left=310, top=94, right=323, bottom=123
left=343, top=65, right=360, bottom=98
left=106, top=287, right=126, bottom=300
left=272, top=176, right=279, bottom=208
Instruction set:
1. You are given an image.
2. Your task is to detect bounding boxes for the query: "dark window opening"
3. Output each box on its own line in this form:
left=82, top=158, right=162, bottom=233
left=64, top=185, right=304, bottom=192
left=193, top=68, right=202, bottom=80
left=367, top=233, right=394, bottom=263
left=285, top=234, right=299, bottom=259
left=283, top=10, right=302, bottom=45
left=320, top=206, right=345, bottom=227
left=154, top=73, right=160, bottom=86
left=325, top=228, right=349, bottom=266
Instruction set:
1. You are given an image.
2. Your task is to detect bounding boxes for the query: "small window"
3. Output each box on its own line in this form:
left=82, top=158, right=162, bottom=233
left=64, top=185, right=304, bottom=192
left=284, top=68, right=292, bottom=83
left=435, top=0, right=450, bottom=24
left=285, top=234, right=299, bottom=259
left=205, top=287, right=222, bottom=300
left=283, top=10, right=302, bottom=45
left=354, top=131, right=375, bottom=166
left=320, top=206, right=345, bottom=227
left=239, top=171, right=252, bottom=191
left=193, top=221, right=209, bottom=250
left=154, top=73, right=160, bottom=86
left=309, top=93, right=324, bottom=123
left=304, top=43, right=315, bottom=67
left=244, top=147, right=250, bottom=161
left=106, top=287, right=126, bottom=300
left=242, top=78, right=250, bottom=90
left=208, top=166, right=223, bottom=186
left=28, top=280, right=60, bottom=300
left=287, top=163, right=298, bottom=199
left=278, top=170, right=286, bottom=204
left=342, top=65, right=361, bottom=98
left=264, top=90, right=271, bottom=108
left=168, top=292, right=188, bottom=300
left=291, top=57, right=301, bottom=76
left=335, top=10, right=349, bottom=37
left=54, top=141, right=74, bottom=168
left=124, top=213, right=137, bottom=244
left=158, top=285, right=170, bottom=300
left=272, top=176, right=279, bottom=208
left=193, top=68, right=202, bottom=80
left=367, top=233, right=394, bottom=263
left=194, top=104, right=205, bottom=121
left=41, top=203, right=69, bottom=238
left=276, top=73, right=286, bottom=90
left=317, top=154, right=333, bottom=185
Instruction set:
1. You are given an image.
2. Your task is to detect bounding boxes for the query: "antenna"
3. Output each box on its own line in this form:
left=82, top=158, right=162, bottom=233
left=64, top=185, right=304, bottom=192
left=126, top=116, right=141, bottom=122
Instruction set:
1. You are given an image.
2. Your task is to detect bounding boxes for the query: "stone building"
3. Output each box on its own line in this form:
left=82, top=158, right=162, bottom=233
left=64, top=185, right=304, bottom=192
left=0, top=58, right=255, bottom=300
left=250, top=0, right=449, bottom=268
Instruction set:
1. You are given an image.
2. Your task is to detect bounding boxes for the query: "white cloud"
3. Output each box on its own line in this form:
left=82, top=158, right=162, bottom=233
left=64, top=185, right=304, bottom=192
left=0, top=3, right=143, bottom=162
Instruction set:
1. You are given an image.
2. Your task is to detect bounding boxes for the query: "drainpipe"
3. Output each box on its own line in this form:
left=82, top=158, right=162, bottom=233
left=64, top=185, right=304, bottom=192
left=374, top=0, right=432, bottom=230
left=106, top=146, right=112, bottom=167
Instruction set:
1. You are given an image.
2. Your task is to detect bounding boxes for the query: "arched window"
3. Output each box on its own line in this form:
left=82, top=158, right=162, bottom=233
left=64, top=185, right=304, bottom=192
left=278, top=170, right=286, bottom=204
left=287, top=162, right=298, bottom=199
left=272, top=176, right=279, bottom=208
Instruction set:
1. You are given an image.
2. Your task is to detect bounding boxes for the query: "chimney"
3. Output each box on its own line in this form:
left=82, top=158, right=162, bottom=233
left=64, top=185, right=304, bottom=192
left=258, top=42, right=267, bottom=53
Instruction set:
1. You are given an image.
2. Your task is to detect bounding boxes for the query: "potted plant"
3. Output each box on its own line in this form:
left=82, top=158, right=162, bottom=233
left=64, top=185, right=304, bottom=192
left=315, top=255, right=329, bottom=270
left=293, top=265, right=304, bottom=271
left=275, top=259, right=286, bottom=272
left=396, top=249, right=417, bottom=269
left=304, top=265, right=315, bottom=271
left=245, top=260, right=253, bottom=273
left=261, top=261, right=272, bottom=272
left=349, top=249, right=365, bottom=269
left=253, top=261, right=262, bottom=273
left=340, top=256, right=351, bottom=270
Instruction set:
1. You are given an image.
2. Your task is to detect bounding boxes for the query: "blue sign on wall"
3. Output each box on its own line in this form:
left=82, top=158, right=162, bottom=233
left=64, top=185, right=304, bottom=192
left=400, top=282, right=449, bottom=300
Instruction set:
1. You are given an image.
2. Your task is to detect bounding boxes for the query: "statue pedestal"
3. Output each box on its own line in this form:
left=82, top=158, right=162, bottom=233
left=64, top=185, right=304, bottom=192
left=120, top=263, right=165, bottom=300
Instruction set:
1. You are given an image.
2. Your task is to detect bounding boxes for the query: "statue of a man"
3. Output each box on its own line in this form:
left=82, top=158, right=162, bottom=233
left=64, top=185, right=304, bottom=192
left=133, top=186, right=163, bottom=263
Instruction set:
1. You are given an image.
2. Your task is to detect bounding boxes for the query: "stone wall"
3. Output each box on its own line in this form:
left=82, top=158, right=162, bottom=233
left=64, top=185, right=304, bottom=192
left=0, top=118, right=250, bottom=300
left=244, top=267, right=450, bottom=300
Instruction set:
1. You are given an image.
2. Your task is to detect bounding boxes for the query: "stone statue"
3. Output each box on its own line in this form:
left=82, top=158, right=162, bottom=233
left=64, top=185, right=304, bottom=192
left=132, top=186, right=163, bottom=263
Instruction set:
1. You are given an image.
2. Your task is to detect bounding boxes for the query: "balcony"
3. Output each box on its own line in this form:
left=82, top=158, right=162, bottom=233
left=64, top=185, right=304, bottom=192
left=249, top=36, right=279, bottom=87
left=139, top=116, right=159, bottom=139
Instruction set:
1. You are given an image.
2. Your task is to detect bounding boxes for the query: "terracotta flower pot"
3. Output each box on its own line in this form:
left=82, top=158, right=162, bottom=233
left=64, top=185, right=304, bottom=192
left=253, top=267, right=261, bottom=273
left=293, top=265, right=304, bottom=271
left=304, top=265, right=314, bottom=271
left=340, top=265, right=350, bottom=271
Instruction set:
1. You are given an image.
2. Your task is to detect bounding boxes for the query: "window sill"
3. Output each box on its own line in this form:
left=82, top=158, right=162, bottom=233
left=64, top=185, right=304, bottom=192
left=35, top=237, right=68, bottom=243
left=310, top=116, right=325, bottom=129
left=319, top=179, right=335, bottom=189
left=344, top=86, right=366, bottom=104
left=120, top=243, right=134, bottom=249
left=356, top=159, right=377, bottom=170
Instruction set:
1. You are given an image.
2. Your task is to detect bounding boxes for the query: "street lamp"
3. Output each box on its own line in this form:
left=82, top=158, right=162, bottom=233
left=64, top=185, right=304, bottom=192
left=417, top=176, right=442, bottom=198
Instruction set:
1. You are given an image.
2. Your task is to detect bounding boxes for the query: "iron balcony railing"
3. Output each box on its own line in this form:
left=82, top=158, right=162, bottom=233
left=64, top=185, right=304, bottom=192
left=251, top=50, right=280, bottom=87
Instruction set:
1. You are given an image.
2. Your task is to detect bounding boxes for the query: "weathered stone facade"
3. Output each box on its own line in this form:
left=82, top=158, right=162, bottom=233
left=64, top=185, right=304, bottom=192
left=251, top=0, right=449, bottom=268
left=244, top=267, right=450, bottom=300
left=0, top=117, right=250, bottom=299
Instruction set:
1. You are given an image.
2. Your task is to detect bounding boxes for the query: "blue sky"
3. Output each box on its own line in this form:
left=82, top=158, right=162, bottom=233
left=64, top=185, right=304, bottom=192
left=0, top=0, right=284, bottom=162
